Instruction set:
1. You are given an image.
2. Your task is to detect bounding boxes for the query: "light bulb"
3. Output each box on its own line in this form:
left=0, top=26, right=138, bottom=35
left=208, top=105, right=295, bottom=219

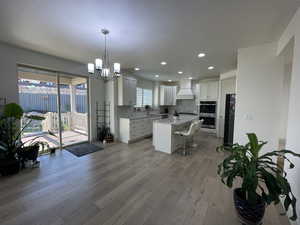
left=88, top=63, right=95, bottom=74
left=95, top=58, right=102, bottom=70
left=114, top=63, right=121, bottom=74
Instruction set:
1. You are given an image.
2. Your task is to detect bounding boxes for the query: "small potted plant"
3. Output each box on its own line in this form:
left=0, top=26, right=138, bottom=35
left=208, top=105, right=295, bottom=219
left=17, top=141, right=50, bottom=168
left=145, top=105, right=151, bottom=115
left=173, top=110, right=179, bottom=121
left=217, top=133, right=300, bottom=224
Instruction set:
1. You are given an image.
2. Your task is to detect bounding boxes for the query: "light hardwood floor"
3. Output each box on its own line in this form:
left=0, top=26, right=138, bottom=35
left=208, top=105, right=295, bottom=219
left=0, top=133, right=291, bottom=225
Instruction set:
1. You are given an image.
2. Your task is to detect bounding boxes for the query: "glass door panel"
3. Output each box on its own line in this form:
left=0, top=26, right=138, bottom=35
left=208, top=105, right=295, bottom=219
left=58, top=74, right=88, bottom=147
left=18, top=67, right=60, bottom=153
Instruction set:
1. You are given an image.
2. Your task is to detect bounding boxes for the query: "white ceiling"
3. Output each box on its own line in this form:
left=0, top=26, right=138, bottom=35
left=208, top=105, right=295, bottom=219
left=0, top=0, right=299, bottom=81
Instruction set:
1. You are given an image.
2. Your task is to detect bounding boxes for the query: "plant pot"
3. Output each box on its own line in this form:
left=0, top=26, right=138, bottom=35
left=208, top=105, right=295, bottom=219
left=18, top=145, right=39, bottom=168
left=233, top=188, right=266, bottom=225
left=22, top=145, right=39, bottom=160
left=0, top=158, right=20, bottom=176
left=50, top=148, right=56, bottom=154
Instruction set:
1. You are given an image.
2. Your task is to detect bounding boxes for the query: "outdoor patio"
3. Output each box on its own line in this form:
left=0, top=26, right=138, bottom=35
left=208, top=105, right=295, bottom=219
left=18, top=68, right=89, bottom=153
left=22, top=130, right=88, bottom=150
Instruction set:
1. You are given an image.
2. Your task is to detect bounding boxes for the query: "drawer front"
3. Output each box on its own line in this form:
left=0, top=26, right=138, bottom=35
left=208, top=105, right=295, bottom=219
left=129, top=118, right=153, bottom=140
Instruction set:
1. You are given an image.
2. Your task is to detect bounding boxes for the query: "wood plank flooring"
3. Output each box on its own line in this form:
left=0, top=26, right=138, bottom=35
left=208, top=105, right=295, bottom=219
left=0, top=133, right=291, bottom=225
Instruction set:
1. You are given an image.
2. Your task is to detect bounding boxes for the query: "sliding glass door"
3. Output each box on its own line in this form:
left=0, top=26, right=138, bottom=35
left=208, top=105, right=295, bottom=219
left=58, top=74, right=88, bottom=147
left=18, top=66, right=89, bottom=153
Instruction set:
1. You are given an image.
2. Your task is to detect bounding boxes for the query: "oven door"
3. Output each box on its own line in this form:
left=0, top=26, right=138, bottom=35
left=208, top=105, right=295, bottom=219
left=199, top=117, right=216, bottom=129
left=200, top=104, right=216, bottom=114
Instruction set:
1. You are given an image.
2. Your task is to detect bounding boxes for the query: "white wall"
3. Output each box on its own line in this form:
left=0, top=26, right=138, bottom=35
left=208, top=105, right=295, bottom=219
left=220, top=70, right=236, bottom=80
left=154, top=81, right=160, bottom=108
left=218, top=77, right=236, bottom=138
left=278, top=63, right=292, bottom=140
left=0, top=42, right=105, bottom=141
left=277, top=8, right=300, bottom=224
left=234, top=42, right=285, bottom=152
left=105, top=80, right=118, bottom=138
left=89, top=78, right=105, bottom=140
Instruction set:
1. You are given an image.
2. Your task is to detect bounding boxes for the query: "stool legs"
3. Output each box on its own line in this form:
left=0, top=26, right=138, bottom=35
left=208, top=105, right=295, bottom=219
left=183, top=136, right=187, bottom=156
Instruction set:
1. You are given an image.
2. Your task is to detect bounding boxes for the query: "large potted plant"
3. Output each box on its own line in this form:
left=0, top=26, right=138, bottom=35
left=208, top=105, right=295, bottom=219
left=0, top=103, right=24, bottom=175
left=217, top=133, right=300, bottom=224
left=0, top=103, right=49, bottom=175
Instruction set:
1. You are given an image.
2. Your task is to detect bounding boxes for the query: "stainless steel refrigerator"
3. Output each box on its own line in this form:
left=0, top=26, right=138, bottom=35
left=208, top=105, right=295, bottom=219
left=224, top=94, right=236, bottom=146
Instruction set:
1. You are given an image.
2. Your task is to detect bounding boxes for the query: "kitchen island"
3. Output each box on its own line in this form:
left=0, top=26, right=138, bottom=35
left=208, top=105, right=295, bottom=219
left=119, top=114, right=163, bottom=144
left=153, top=115, right=198, bottom=154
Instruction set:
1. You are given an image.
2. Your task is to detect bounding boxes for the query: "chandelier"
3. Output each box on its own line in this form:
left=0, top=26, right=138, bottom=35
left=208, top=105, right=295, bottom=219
left=88, top=29, right=121, bottom=81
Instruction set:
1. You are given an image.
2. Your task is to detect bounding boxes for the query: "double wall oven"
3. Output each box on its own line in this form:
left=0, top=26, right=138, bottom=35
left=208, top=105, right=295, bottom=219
left=199, top=101, right=217, bottom=129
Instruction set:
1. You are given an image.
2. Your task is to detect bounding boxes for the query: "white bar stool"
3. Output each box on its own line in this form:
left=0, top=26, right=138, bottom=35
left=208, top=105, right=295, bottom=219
left=174, top=120, right=201, bottom=155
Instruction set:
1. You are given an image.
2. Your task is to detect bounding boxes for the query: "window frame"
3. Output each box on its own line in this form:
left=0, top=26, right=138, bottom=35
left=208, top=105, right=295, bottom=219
left=135, top=87, right=153, bottom=108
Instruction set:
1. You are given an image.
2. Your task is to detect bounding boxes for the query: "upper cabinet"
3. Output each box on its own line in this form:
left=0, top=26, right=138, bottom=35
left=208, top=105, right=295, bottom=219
left=199, top=81, right=219, bottom=100
left=160, top=85, right=177, bottom=106
left=118, top=76, right=137, bottom=106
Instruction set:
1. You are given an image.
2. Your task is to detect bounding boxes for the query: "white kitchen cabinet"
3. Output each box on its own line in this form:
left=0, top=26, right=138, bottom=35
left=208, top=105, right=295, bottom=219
left=199, top=81, right=219, bottom=100
left=119, top=116, right=161, bottom=143
left=207, top=81, right=219, bottom=99
left=118, top=76, right=137, bottom=106
left=194, top=83, right=201, bottom=103
left=160, top=85, right=177, bottom=106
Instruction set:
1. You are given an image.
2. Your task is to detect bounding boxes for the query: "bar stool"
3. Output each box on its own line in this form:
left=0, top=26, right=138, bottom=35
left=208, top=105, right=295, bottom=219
left=191, top=119, right=204, bottom=149
left=174, top=120, right=200, bottom=155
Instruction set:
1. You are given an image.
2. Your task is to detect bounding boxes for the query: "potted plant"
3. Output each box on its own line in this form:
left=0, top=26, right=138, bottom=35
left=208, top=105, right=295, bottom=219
left=0, top=103, right=25, bottom=175
left=0, top=103, right=50, bottom=175
left=145, top=105, right=151, bottom=115
left=17, top=141, right=50, bottom=168
left=217, top=133, right=300, bottom=224
left=173, top=110, right=179, bottom=121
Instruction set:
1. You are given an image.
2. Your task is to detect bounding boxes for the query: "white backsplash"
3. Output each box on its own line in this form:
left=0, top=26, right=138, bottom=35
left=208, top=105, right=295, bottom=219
left=117, top=106, right=162, bottom=118
left=176, top=99, right=198, bottom=114
left=117, top=100, right=198, bottom=119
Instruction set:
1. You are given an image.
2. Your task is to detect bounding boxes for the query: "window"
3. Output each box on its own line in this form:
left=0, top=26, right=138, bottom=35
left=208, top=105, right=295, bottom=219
left=136, top=87, right=153, bottom=107
left=136, top=87, right=143, bottom=107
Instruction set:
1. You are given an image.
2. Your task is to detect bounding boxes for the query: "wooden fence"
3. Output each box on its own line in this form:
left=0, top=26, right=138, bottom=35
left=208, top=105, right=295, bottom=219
left=19, top=85, right=87, bottom=113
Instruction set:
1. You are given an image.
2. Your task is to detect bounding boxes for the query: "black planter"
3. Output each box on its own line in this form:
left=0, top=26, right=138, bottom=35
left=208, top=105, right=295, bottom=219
left=50, top=148, right=56, bottom=154
left=233, top=188, right=266, bottom=225
left=0, top=158, right=20, bottom=176
left=17, top=145, right=39, bottom=168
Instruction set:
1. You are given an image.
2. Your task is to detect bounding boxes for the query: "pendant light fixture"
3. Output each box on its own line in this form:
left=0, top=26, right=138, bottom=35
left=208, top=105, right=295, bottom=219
left=88, top=29, right=121, bottom=81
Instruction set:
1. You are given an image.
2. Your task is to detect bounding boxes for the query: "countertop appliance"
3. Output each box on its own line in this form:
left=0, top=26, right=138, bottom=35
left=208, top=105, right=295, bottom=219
left=199, top=101, right=217, bottom=129
left=224, top=94, right=235, bottom=146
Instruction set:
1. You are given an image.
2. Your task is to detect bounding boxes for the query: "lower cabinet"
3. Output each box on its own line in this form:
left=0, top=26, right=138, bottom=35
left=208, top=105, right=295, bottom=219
left=119, top=116, right=161, bottom=143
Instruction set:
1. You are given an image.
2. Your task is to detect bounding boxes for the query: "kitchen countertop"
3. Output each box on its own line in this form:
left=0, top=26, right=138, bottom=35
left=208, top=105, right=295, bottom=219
left=120, top=113, right=168, bottom=120
left=155, top=115, right=198, bottom=125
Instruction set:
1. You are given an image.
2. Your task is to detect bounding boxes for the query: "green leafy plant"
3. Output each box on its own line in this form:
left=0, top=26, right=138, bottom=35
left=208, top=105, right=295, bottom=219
left=0, top=103, right=51, bottom=160
left=217, top=133, right=300, bottom=221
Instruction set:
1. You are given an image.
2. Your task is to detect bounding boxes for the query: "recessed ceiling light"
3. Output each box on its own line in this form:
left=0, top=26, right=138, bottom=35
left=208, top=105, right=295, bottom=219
left=208, top=66, right=215, bottom=70
left=198, top=53, right=206, bottom=58
left=155, top=74, right=159, bottom=78
left=161, top=61, right=167, bottom=65
left=168, top=80, right=172, bottom=82
left=178, top=71, right=183, bottom=74
left=134, top=67, right=140, bottom=71
left=188, top=77, right=193, bottom=80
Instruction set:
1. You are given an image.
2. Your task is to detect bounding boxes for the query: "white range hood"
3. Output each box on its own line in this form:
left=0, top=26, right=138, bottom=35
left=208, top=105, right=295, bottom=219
left=176, top=79, right=194, bottom=100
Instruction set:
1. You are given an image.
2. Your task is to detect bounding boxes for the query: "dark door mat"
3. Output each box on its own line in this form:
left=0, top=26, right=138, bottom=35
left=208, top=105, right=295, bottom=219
left=65, top=143, right=104, bottom=157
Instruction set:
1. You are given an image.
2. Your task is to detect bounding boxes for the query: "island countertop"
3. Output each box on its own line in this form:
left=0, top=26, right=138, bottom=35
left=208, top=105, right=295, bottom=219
left=119, top=113, right=168, bottom=120
left=153, top=115, right=199, bottom=154
left=154, top=115, right=198, bottom=125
